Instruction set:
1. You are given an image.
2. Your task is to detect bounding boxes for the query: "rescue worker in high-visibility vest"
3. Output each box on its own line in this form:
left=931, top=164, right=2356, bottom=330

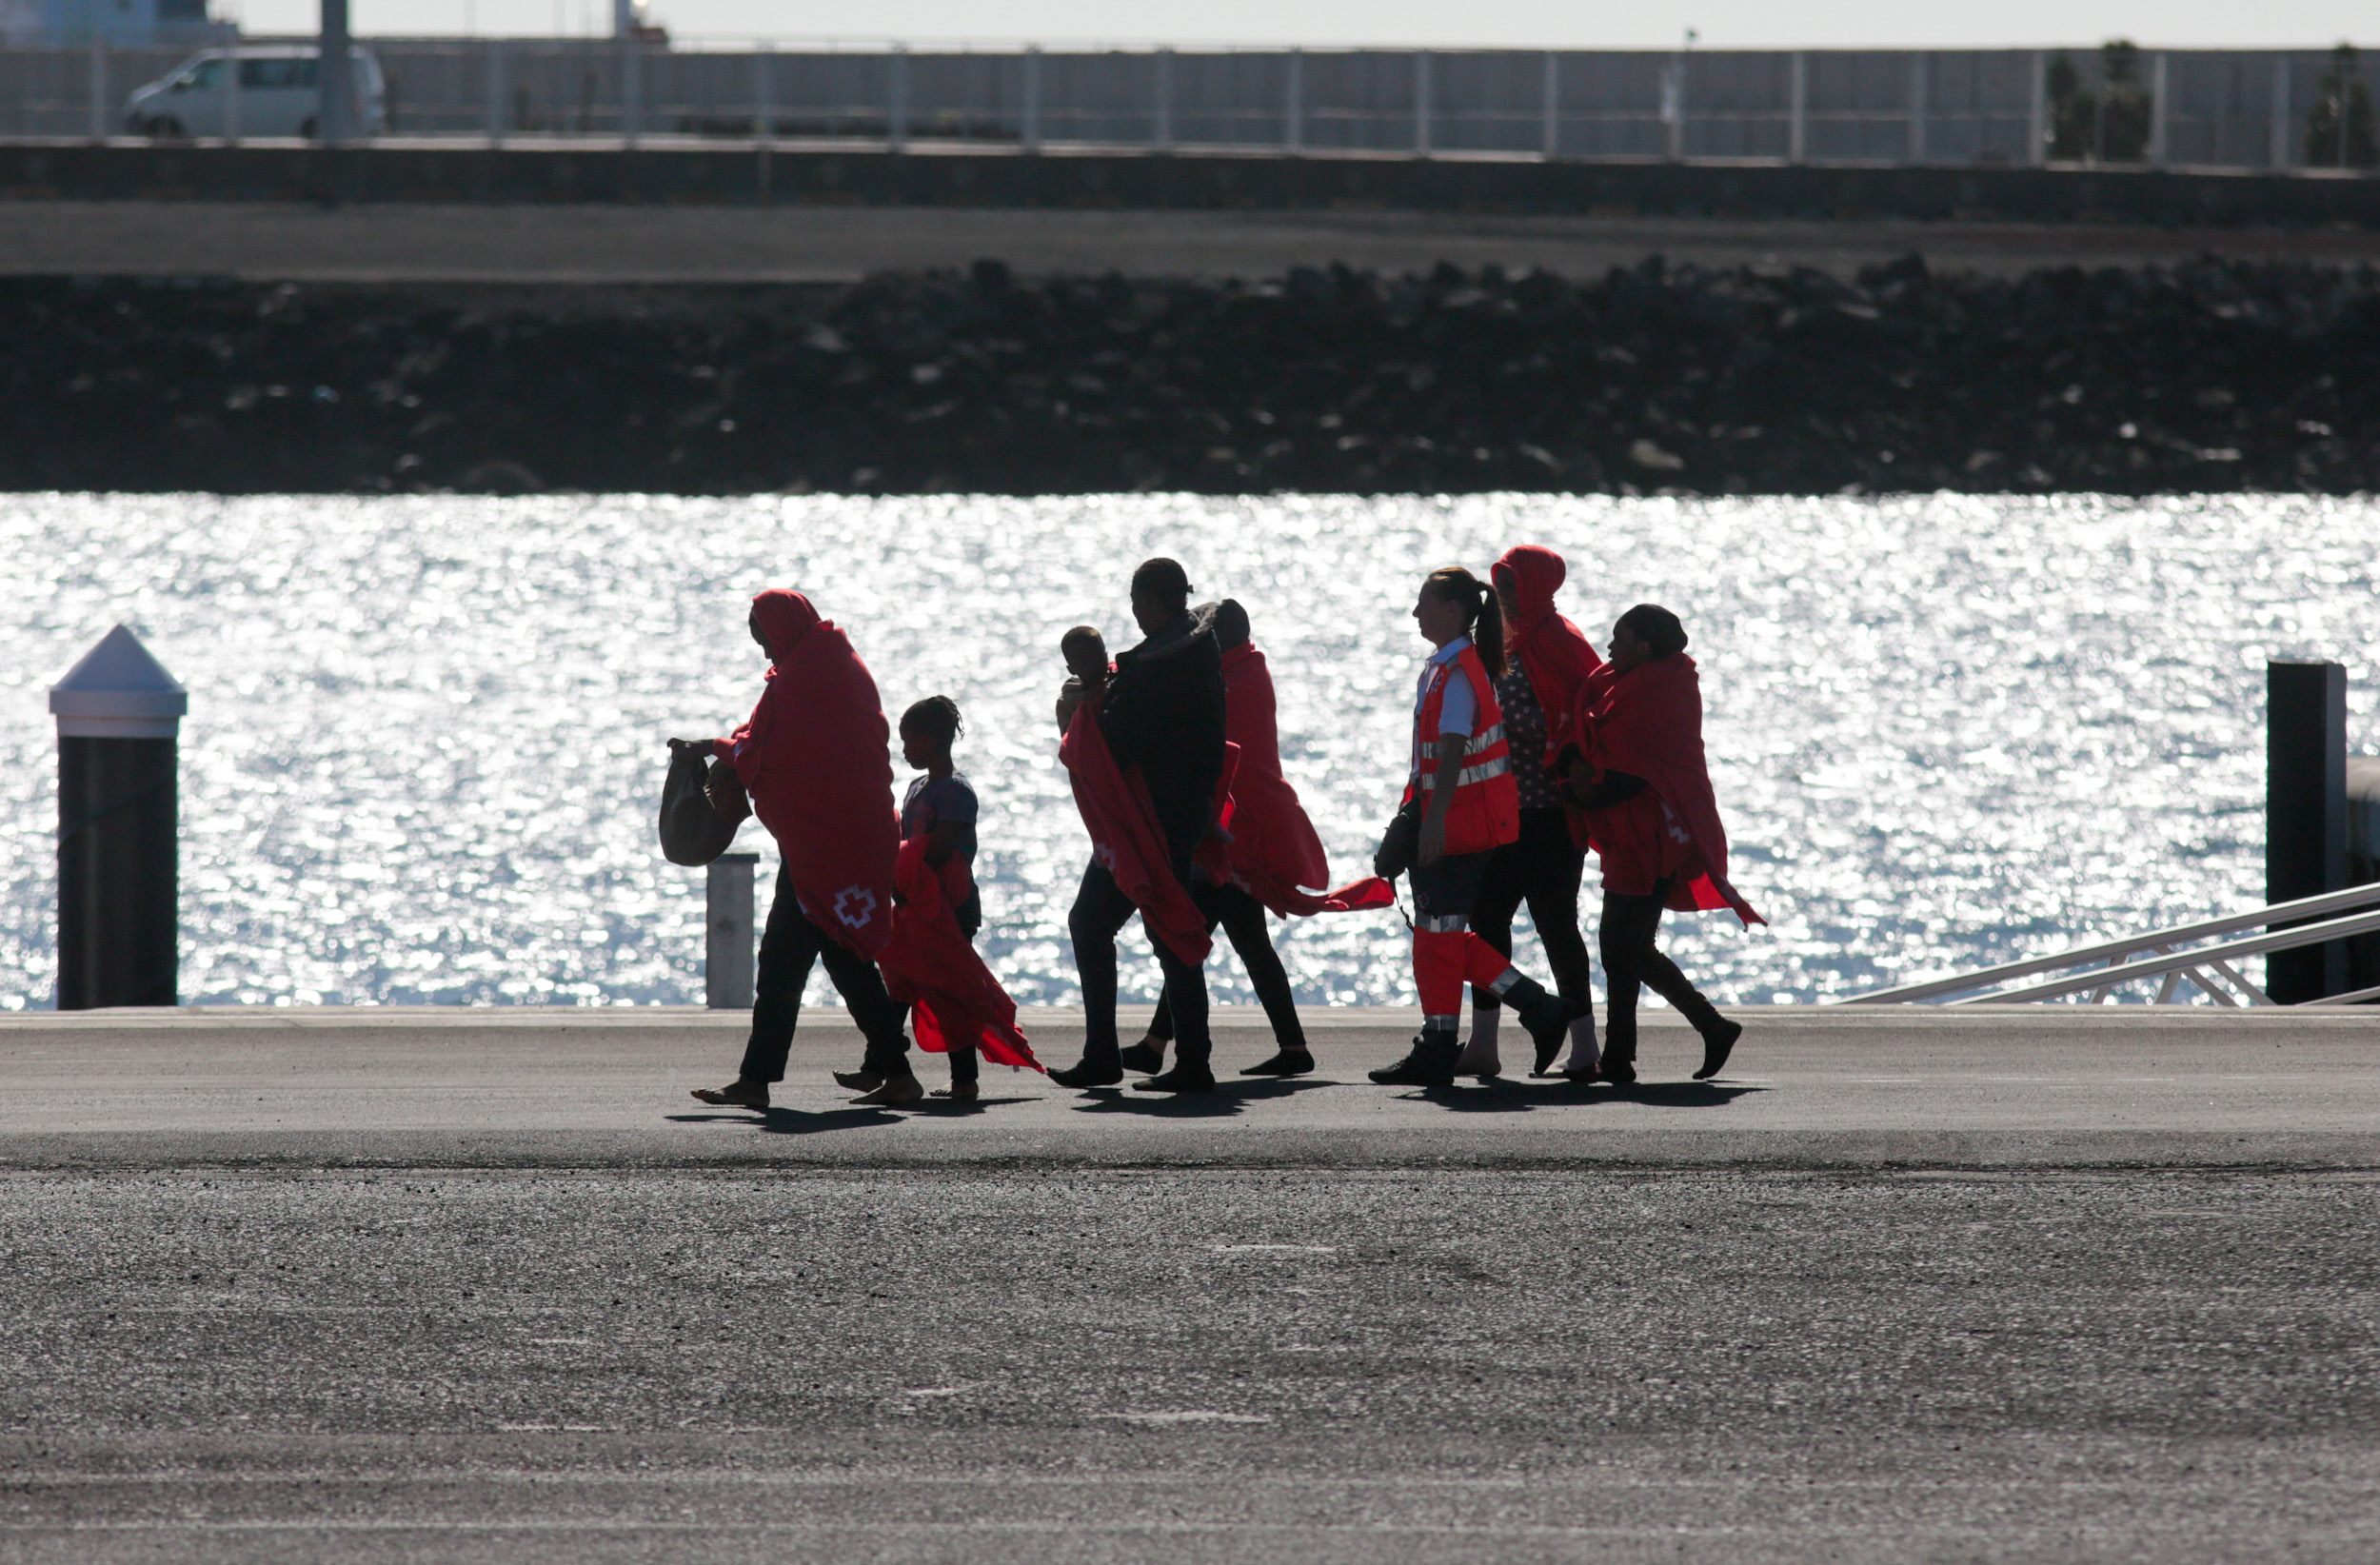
left=1370, top=566, right=1574, bottom=1088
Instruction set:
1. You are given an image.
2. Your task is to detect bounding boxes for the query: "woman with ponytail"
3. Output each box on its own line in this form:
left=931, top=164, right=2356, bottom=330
left=1369, top=566, right=1572, bottom=1088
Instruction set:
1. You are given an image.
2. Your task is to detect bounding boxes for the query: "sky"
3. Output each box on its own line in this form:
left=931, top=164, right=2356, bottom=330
left=219, top=0, right=2377, bottom=50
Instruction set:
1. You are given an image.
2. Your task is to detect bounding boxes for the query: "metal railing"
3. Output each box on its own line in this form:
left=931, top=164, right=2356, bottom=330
left=3, top=38, right=2370, bottom=172
left=1841, top=882, right=2380, bottom=1007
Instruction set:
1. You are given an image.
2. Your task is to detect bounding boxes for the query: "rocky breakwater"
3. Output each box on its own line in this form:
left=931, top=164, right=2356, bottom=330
left=3, top=256, right=2375, bottom=494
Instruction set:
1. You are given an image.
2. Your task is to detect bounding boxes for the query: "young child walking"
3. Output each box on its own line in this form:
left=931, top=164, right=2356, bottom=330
left=898, top=695, right=986, bottom=1099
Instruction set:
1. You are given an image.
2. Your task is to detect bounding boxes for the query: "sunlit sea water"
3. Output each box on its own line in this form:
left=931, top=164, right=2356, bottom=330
left=3, top=494, right=2375, bottom=1011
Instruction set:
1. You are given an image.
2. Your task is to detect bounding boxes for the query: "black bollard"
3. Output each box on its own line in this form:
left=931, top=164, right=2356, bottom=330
left=50, top=627, right=187, bottom=1010
left=2267, top=661, right=2349, bottom=1003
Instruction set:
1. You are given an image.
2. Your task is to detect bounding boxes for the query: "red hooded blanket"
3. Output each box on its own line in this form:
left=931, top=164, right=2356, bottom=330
left=1497, top=545, right=1603, bottom=771
left=1061, top=702, right=1213, bottom=967
left=1577, top=654, right=1766, bottom=927
left=714, top=588, right=900, bottom=958
left=879, top=836, right=1042, bottom=1072
left=1214, top=642, right=1393, bottom=917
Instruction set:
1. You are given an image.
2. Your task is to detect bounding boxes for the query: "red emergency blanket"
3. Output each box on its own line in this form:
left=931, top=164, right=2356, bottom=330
left=879, top=836, right=1042, bottom=1072
left=1061, top=702, right=1213, bottom=967
left=1578, top=654, right=1766, bottom=927
left=715, top=588, right=900, bottom=958
left=1212, top=643, right=1394, bottom=917
left=1497, top=545, right=1603, bottom=770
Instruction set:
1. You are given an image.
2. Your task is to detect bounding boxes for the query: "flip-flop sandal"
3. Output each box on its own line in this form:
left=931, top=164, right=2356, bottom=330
left=690, top=1086, right=768, bottom=1109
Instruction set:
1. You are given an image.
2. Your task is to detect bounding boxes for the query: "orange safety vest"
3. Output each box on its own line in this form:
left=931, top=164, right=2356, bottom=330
left=1404, top=644, right=1521, bottom=857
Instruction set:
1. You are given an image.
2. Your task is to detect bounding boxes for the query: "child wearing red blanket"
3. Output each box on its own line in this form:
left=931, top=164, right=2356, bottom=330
left=686, top=588, right=918, bottom=1111
left=1564, top=604, right=1762, bottom=1085
left=878, top=696, right=1042, bottom=1100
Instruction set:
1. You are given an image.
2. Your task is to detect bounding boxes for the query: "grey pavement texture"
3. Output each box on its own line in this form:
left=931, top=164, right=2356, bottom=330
left=2, top=1006, right=2375, bottom=1561
left=9, top=202, right=2380, bottom=284
left=3, top=1004, right=2376, bottom=1170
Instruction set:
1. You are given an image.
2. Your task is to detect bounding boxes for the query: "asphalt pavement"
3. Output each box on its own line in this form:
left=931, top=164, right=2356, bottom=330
left=2, top=1005, right=2373, bottom=1562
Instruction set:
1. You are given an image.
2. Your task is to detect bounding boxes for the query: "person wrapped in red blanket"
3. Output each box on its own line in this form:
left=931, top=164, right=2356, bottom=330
left=1563, top=603, right=1763, bottom=1086
left=1047, top=558, right=1229, bottom=1095
left=685, top=587, right=918, bottom=1111
left=875, top=695, right=1043, bottom=1099
left=1460, top=545, right=1606, bottom=1080
left=1131, top=600, right=1392, bottom=1080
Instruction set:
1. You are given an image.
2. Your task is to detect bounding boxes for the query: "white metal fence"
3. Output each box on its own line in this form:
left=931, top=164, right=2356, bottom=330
left=2, top=38, right=2371, bottom=170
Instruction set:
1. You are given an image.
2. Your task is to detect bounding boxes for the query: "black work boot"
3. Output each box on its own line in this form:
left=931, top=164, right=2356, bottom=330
left=1694, top=1017, right=1744, bottom=1080
left=1369, top=1029, right=1458, bottom=1088
left=1048, top=1052, right=1124, bottom=1089
left=1497, top=976, right=1574, bottom=1072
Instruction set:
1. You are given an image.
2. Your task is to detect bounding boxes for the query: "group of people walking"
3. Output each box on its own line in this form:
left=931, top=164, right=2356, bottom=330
left=680, top=548, right=1761, bottom=1107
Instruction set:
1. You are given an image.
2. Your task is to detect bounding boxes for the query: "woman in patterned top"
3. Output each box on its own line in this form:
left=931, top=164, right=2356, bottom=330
left=1459, top=545, right=1604, bottom=1080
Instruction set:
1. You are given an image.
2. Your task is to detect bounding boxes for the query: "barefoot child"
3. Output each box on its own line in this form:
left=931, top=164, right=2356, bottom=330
left=899, top=695, right=985, bottom=1099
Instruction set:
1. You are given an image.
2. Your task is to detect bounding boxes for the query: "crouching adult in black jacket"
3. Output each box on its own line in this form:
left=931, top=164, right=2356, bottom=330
left=1050, top=557, right=1229, bottom=1094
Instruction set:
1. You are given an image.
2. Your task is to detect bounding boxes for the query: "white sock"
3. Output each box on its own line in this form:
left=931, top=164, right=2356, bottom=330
left=1562, top=1011, right=1600, bottom=1073
left=1457, top=1001, right=1501, bottom=1072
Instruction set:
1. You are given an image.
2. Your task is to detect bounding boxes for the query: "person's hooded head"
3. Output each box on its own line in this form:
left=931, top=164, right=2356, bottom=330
left=748, top=588, right=822, bottom=664
left=1492, top=545, right=1566, bottom=642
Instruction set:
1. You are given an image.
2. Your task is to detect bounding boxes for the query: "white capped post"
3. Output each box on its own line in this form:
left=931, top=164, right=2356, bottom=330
left=1154, top=46, right=1173, bottom=149
left=50, top=626, right=188, bottom=1010
left=1789, top=50, right=1807, bottom=164
left=2150, top=51, right=2169, bottom=165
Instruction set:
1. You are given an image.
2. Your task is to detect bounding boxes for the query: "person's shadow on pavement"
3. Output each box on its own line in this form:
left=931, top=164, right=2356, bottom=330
left=1404, top=1080, right=1765, bottom=1113
left=667, top=1106, right=905, bottom=1135
left=1067, top=1077, right=1334, bottom=1119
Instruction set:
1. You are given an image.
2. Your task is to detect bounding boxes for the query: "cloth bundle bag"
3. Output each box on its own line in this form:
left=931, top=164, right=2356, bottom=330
left=657, top=739, right=747, bottom=866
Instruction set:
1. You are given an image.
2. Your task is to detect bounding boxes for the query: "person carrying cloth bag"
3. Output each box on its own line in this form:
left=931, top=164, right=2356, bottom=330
left=684, top=587, right=921, bottom=1111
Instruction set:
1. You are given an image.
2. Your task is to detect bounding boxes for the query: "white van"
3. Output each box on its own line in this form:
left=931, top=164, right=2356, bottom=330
left=124, top=45, right=387, bottom=141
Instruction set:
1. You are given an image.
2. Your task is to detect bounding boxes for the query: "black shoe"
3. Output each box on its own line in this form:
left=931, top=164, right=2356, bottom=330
left=1501, top=977, right=1572, bottom=1074
left=1118, top=1039, right=1166, bottom=1074
left=1133, top=1064, right=1216, bottom=1093
left=1369, top=1034, right=1457, bottom=1088
left=1048, top=1057, right=1124, bottom=1089
left=1598, top=1060, right=1637, bottom=1087
left=1240, top=1049, right=1314, bottom=1077
left=1694, top=1018, right=1743, bottom=1080
left=832, top=1069, right=883, bottom=1093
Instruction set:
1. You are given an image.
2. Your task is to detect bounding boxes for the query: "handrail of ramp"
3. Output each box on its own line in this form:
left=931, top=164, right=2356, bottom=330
left=1839, top=882, right=2380, bottom=1007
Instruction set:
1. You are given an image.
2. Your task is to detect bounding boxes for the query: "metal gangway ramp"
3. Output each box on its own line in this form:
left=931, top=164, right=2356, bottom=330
left=1842, top=883, right=2380, bottom=1007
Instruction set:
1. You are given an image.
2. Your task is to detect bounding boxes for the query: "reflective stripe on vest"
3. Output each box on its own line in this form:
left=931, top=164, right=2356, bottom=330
left=1411, top=646, right=1522, bottom=855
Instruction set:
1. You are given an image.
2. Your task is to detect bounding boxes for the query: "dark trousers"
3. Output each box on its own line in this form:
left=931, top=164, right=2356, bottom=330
left=1470, top=807, right=1595, bottom=1022
left=1070, top=859, right=1212, bottom=1070
left=1598, top=874, right=1724, bottom=1066
left=740, top=878, right=910, bottom=1084
left=1146, top=881, right=1305, bottom=1051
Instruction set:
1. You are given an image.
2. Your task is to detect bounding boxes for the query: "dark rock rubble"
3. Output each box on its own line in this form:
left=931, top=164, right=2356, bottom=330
left=2, top=255, right=2375, bottom=495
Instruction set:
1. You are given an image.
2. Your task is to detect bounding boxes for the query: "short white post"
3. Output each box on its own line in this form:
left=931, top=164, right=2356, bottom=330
left=1788, top=50, right=1806, bottom=164
left=1282, top=47, right=1300, bottom=151
left=224, top=46, right=241, bottom=144
left=1153, top=46, right=1172, bottom=149
left=486, top=38, right=506, bottom=147
left=705, top=852, right=758, bottom=1009
left=1414, top=49, right=1431, bottom=155
left=1540, top=50, right=1558, bottom=159
left=2149, top=51, right=2168, bottom=165
left=2029, top=50, right=2049, bottom=164
left=1907, top=51, right=1927, bottom=163
left=1021, top=44, right=1041, bottom=151
left=2270, top=54, right=2291, bottom=169
left=88, top=33, right=106, bottom=143
left=888, top=43, right=908, bottom=149
left=1661, top=54, right=1685, bottom=160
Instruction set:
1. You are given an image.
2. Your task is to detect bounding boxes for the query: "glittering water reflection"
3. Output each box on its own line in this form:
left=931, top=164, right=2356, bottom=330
left=3, top=493, right=2373, bottom=1010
